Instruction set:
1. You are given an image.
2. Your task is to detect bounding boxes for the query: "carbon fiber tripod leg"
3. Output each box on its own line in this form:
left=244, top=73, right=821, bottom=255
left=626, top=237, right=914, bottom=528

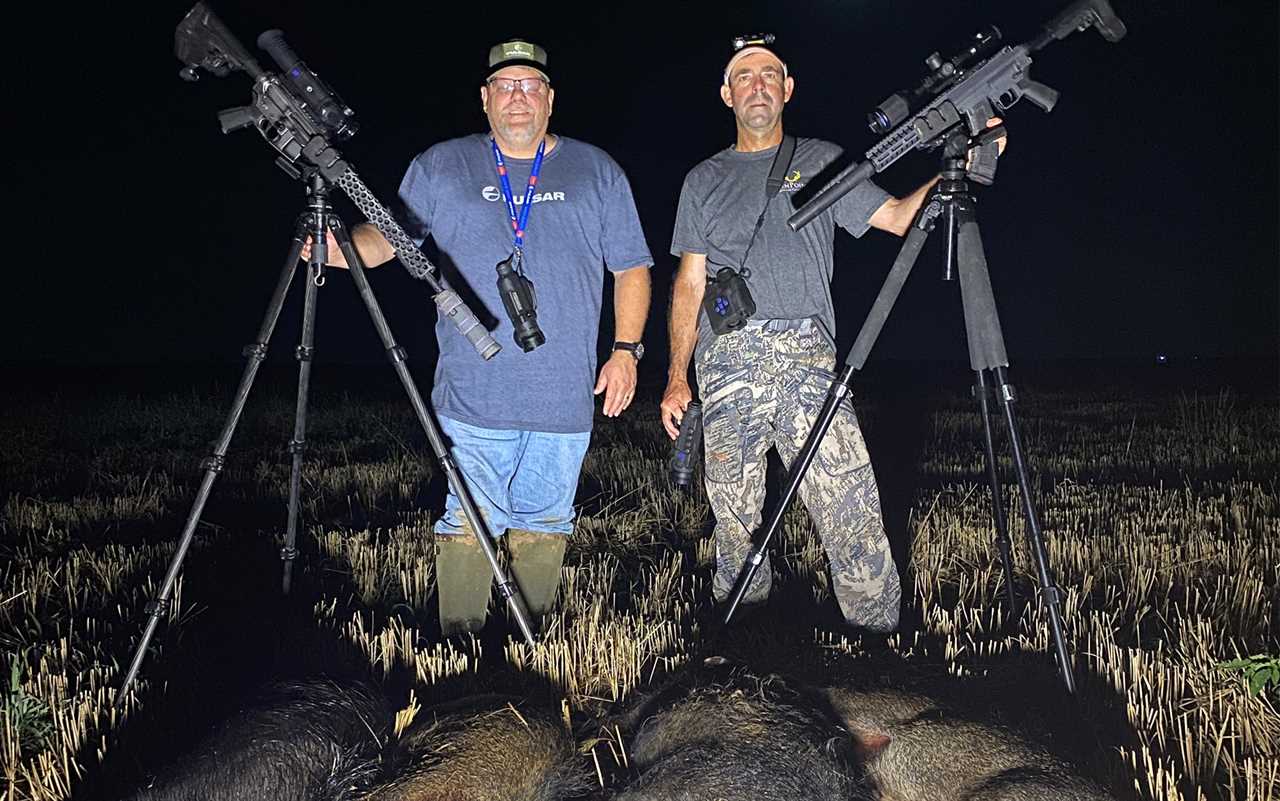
left=724, top=224, right=932, bottom=625
left=280, top=194, right=332, bottom=594
left=118, top=219, right=308, bottom=703
left=955, top=217, right=1076, bottom=694
left=281, top=251, right=320, bottom=595
left=327, top=215, right=537, bottom=648
left=974, top=369, right=1019, bottom=624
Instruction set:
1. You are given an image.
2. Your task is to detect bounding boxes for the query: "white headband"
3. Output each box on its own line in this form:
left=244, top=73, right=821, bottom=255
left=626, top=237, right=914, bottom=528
left=723, top=46, right=789, bottom=85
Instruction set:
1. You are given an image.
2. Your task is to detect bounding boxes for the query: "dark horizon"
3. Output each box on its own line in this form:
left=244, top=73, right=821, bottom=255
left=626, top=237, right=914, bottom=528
left=7, top=1, right=1277, bottom=372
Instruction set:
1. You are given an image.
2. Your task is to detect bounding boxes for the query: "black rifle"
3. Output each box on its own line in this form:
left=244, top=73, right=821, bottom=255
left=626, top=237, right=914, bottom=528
left=175, top=5, right=497, bottom=357
left=788, top=0, right=1126, bottom=231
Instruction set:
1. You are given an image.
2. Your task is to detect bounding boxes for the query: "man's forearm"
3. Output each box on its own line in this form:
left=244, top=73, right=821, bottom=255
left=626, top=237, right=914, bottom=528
left=668, top=272, right=704, bottom=382
left=897, top=175, right=941, bottom=230
left=613, top=266, right=651, bottom=343
left=868, top=175, right=941, bottom=237
left=349, top=223, right=397, bottom=268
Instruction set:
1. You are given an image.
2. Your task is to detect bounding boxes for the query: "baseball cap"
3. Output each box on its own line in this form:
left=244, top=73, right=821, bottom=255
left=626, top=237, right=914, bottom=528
left=486, top=39, right=551, bottom=84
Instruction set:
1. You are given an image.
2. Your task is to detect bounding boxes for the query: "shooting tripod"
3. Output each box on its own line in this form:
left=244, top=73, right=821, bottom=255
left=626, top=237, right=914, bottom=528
left=118, top=169, right=537, bottom=699
left=723, top=128, right=1077, bottom=693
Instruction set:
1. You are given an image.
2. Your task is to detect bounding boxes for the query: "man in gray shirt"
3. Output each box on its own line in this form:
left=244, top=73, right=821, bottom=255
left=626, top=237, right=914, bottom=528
left=661, top=38, right=948, bottom=633
left=314, top=40, right=652, bottom=636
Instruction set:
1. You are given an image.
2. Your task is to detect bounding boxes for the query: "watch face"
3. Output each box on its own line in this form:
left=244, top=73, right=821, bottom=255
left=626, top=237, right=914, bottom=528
left=634, top=342, right=645, bottom=360
left=616, top=341, right=643, bottom=360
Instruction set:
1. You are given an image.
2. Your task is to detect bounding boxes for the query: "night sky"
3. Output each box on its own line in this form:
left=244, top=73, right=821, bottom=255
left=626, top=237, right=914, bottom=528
left=7, top=1, right=1277, bottom=371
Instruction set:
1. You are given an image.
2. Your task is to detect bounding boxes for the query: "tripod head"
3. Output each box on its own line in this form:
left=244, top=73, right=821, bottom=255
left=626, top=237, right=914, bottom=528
left=788, top=0, right=1127, bottom=232
left=928, top=126, right=1006, bottom=282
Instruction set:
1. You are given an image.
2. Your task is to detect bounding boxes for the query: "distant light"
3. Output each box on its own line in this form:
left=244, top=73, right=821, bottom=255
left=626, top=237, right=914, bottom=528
left=1156, top=354, right=1169, bottom=364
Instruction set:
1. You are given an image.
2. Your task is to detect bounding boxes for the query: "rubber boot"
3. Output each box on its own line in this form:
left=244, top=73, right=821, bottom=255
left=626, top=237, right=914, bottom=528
left=434, top=528, right=494, bottom=637
left=506, top=529, right=568, bottom=626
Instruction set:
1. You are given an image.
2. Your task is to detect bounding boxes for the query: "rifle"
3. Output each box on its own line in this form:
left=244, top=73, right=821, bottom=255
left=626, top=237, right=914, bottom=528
left=174, top=3, right=499, bottom=359
left=788, top=0, right=1126, bottom=231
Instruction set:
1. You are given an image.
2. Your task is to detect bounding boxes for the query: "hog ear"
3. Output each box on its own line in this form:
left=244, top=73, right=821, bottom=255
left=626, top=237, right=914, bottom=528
left=850, top=729, right=891, bottom=760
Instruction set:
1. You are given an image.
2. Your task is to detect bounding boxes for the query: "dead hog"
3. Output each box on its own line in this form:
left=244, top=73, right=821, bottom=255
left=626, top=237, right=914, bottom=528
left=612, top=670, right=873, bottom=801
left=127, top=679, right=390, bottom=801
left=820, top=686, right=1115, bottom=801
left=356, top=696, right=592, bottom=801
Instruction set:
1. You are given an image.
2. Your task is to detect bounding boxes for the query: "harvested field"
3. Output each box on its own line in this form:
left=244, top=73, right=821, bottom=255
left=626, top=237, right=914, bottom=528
left=1, top=361, right=1275, bottom=800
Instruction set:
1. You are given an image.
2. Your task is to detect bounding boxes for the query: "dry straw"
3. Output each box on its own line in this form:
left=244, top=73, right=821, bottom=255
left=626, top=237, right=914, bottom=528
left=2, top=388, right=1275, bottom=800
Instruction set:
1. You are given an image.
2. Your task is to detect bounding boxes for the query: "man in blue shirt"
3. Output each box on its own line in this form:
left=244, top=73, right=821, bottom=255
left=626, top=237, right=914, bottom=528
left=313, top=40, right=653, bottom=636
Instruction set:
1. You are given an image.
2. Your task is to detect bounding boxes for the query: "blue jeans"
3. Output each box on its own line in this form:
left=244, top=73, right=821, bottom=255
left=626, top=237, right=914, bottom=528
left=433, top=415, right=591, bottom=538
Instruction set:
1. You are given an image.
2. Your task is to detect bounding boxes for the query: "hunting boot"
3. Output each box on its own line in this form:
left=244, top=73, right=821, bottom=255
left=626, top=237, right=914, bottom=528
left=434, top=527, right=494, bottom=637
left=506, top=529, right=568, bottom=627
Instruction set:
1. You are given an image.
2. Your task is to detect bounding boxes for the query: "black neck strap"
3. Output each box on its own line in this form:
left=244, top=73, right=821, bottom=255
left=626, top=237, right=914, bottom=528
left=765, top=134, right=797, bottom=200
left=734, top=134, right=796, bottom=274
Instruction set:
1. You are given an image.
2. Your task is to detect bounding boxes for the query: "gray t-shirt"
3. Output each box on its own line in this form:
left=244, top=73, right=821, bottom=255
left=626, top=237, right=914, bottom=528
left=670, top=137, right=891, bottom=358
left=400, top=134, right=652, bottom=433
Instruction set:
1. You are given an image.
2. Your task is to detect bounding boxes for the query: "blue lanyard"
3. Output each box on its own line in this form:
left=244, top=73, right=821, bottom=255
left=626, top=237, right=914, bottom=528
left=490, top=137, right=546, bottom=251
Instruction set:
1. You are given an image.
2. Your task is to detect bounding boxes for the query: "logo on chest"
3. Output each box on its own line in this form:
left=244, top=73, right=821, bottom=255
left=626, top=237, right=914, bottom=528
left=780, top=169, right=804, bottom=192
left=482, top=186, right=567, bottom=204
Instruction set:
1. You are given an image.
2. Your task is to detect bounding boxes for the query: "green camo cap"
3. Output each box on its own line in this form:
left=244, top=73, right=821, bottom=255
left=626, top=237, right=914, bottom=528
left=486, top=39, right=550, bottom=84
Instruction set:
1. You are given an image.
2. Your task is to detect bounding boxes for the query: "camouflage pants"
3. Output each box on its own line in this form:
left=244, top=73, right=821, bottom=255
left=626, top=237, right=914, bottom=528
left=695, top=319, right=901, bottom=632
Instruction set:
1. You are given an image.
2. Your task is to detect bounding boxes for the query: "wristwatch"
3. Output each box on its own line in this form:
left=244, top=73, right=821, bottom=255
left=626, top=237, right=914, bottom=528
left=612, top=340, right=644, bottom=361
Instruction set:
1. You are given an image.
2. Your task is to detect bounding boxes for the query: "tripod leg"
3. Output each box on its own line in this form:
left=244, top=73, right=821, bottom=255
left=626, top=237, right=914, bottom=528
left=784, top=360, right=900, bottom=633
left=118, top=222, right=308, bottom=702
left=281, top=262, right=320, bottom=595
left=974, top=369, right=1019, bottom=624
left=955, top=219, right=1076, bottom=693
left=847, top=224, right=932, bottom=370
left=725, top=217, right=937, bottom=626
left=954, top=221, right=1009, bottom=370
left=327, top=217, right=538, bottom=648
left=991, top=367, right=1076, bottom=693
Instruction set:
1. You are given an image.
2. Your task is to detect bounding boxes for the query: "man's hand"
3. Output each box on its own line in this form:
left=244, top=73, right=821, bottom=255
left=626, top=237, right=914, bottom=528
left=595, top=350, right=638, bottom=417
left=660, top=378, right=693, bottom=440
left=976, top=116, right=1007, bottom=156
left=299, top=223, right=396, bottom=270
left=299, top=230, right=349, bottom=268
left=991, top=116, right=1007, bottom=154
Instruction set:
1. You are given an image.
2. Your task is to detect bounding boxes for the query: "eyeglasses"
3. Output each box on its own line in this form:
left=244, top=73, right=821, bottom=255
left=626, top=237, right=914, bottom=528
left=487, top=77, right=549, bottom=96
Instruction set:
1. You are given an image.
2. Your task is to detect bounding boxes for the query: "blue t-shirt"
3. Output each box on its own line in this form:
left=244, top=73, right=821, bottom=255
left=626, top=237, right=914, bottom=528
left=399, top=134, right=652, bottom=433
